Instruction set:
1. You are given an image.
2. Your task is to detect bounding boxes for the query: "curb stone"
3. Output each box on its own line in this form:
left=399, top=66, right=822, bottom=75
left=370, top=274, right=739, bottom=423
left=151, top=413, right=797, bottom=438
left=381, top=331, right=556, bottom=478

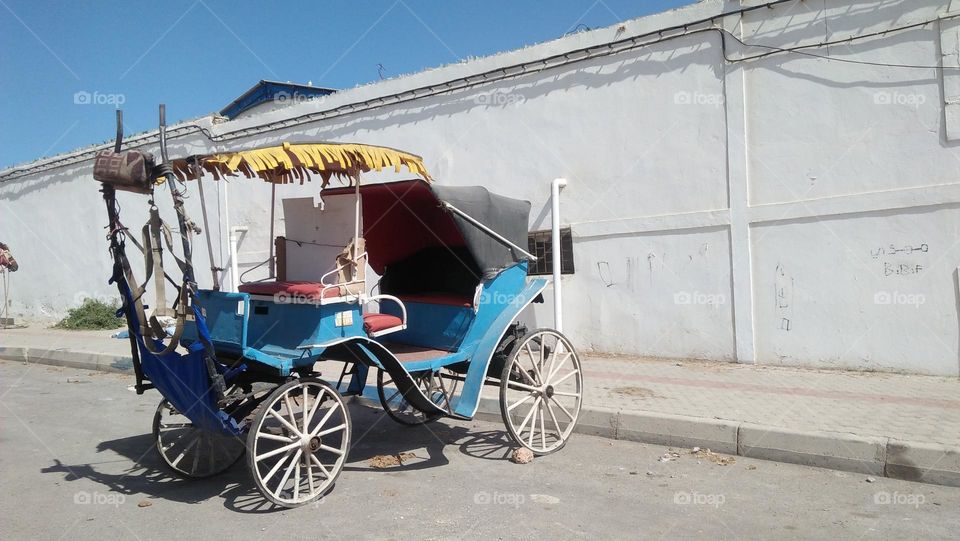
left=2, top=347, right=958, bottom=487
left=886, top=439, right=960, bottom=487
left=737, top=423, right=887, bottom=476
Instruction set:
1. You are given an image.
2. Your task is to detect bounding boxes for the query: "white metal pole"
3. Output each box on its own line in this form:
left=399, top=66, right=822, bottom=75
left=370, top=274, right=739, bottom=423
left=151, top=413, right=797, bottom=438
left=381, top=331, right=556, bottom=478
left=353, top=174, right=361, bottom=280
left=268, top=182, right=277, bottom=279
left=551, top=178, right=567, bottom=333
left=223, top=180, right=235, bottom=291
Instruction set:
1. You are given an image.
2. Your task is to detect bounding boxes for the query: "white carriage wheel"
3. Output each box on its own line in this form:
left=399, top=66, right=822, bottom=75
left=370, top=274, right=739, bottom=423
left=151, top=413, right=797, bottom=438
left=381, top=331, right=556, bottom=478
left=153, top=399, right=245, bottom=478
left=246, top=378, right=351, bottom=507
left=499, top=329, right=583, bottom=455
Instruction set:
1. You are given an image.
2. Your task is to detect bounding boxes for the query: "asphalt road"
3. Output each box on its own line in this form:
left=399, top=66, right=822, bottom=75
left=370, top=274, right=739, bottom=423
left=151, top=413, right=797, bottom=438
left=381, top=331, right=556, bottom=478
left=1, top=360, right=958, bottom=540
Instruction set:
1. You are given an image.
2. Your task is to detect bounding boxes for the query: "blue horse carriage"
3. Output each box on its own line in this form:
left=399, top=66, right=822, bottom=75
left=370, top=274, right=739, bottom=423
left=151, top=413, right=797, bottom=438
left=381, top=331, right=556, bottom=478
left=93, top=107, right=583, bottom=507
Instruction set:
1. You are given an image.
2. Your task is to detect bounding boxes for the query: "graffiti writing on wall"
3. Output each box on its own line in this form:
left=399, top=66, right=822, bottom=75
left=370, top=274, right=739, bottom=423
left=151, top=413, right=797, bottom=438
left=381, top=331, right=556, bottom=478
left=774, top=263, right=793, bottom=332
left=870, top=243, right=928, bottom=277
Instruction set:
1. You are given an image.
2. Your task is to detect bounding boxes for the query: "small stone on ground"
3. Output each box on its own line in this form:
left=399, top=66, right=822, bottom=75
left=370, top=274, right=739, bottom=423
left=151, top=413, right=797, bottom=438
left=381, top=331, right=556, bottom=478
left=511, top=448, right=534, bottom=464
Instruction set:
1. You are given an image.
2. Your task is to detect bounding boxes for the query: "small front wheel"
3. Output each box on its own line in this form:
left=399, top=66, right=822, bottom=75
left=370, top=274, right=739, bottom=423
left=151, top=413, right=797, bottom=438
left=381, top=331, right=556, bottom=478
left=246, top=378, right=351, bottom=507
left=499, top=329, right=582, bottom=455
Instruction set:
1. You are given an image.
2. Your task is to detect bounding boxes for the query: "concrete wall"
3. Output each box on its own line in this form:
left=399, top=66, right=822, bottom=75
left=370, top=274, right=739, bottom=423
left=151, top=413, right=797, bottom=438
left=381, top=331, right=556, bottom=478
left=2, top=0, right=958, bottom=375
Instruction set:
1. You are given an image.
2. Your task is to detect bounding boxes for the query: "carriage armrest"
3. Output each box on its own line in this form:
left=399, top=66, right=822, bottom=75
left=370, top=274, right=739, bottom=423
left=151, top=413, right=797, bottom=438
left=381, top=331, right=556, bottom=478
left=363, top=295, right=407, bottom=337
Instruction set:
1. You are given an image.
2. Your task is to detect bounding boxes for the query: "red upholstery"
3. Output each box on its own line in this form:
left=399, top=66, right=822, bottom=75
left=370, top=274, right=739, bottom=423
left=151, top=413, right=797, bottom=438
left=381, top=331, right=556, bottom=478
left=363, top=313, right=403, bottom=334
left=238, top=281, right=341, bottom=300
left=398, top=294, right=473, bottom=308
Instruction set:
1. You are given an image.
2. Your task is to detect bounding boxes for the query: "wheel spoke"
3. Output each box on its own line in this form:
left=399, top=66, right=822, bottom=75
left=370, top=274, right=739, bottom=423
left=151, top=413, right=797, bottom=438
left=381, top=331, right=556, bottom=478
left=274, top=449, right=302, bottom=499
left=528, top=401, right=538, bottom=447
left=263, top=449, right=294, bottom=481
left=316, top=423, right=347, bottom=437
left=547, top=351, right=572, bottom=383
left=294, top=460, right=301, bottom=501
left=306, top=458, right=315, bottom=493
left=283, top=395, right=298, bottom=428
left=268, top=408, right=302, bottom=437
left=507, top=392, right=535, bottom=413
left=170, top=434, right=200, bottom=467
left=308, top=404, right=340, bottom=438
left=549, top=395, right=575, bottom=420
left=305, top=387, right=325, bottom=426
left=539, top=401, right=547, bottom=450
left=550, top=368, right=579, bottom=387
left=543, top=337, right=562, bottom=382
left=258, top=432, right=297, bottom=443
left=318, top=444, right=345, bottom=456
left=256, top=440, right=301, bottom=462
left=310, top=453, right=331, bottom=478
left=302, top=386, right=310, bottom=434
left=525, top=343, right=543, bottom=384
left=515, top=396, right=541, bottom=435
left=190, top=434, right=202, bottom=473
left=384, top=388, right=403, bottom=406
left=552, top=390, right=581, bottom=398
left=545, top=399, right=563, bottom=439
left=506, top=380, right=540, bottom=393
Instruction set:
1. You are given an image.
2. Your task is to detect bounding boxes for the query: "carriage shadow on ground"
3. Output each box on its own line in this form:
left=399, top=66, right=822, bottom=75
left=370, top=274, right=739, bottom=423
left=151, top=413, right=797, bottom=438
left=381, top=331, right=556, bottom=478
left=40, top=404, right=518, bottom=513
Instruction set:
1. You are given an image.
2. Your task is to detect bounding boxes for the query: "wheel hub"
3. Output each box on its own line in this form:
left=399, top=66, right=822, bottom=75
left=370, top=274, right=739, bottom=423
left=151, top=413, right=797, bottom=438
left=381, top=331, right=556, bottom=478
left=544, top=384, right=555, bottom=398
left=304, top=435, right=322, bottom=452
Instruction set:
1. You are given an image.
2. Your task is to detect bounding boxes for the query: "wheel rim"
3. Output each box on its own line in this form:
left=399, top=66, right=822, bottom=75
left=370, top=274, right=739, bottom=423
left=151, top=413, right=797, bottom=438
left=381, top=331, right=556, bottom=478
left=248, top=379, right=350, bottom=506
left=153, top=400, right=245, bottom=478
left=377, top=370, right=450, bottom=426
left=500, top=330, right=582, bottom=454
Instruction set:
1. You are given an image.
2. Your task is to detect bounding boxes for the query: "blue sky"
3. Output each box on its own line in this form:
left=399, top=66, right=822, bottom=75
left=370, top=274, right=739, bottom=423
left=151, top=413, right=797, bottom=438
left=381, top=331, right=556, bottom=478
left=0, top=0, right=693, bottom=169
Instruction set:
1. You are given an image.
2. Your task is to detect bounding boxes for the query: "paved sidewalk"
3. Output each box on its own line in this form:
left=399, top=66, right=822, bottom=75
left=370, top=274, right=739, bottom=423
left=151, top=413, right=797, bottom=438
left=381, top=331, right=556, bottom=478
left=585, top=355, right=960, bottom=448
left=2, top=324, right=959, bottom=486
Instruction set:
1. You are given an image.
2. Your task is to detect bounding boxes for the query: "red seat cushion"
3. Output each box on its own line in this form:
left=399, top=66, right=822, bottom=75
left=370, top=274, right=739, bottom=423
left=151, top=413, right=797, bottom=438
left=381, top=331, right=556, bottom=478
left=363, top=313, right=403, bottom=334
left=398, top=294, right=473, bottom=307
left=238, top=281, right=341, bottom=301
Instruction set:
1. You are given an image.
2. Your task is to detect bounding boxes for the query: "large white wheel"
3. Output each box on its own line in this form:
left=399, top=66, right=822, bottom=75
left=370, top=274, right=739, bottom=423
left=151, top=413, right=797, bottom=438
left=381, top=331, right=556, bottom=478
left=499, top=329, right=583, bottom=455
left=153, top=399, right=245, bottom=478
left=246, top=378, right=351, bottom=507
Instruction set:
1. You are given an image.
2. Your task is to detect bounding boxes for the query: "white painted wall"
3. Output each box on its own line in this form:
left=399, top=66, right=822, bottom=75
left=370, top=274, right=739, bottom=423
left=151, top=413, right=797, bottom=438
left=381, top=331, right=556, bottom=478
left=2, top=0, right=958, bottom=375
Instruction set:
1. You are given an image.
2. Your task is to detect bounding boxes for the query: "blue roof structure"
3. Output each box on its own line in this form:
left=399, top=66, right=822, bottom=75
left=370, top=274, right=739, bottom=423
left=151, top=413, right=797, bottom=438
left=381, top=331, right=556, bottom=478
left=219, top=80, right=336, bottom=119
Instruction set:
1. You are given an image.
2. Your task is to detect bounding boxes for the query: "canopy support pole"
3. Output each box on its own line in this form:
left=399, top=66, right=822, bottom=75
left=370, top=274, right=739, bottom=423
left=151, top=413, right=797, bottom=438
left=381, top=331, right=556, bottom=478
left=195, top=165, right=221, bottom=291
left=440, top=201, right=537, bottom=261
left=224, top=180, right=233, bottom=290
left=268, top=182, right=277, bottom=279
left=353, top=173, right=361, bottom=281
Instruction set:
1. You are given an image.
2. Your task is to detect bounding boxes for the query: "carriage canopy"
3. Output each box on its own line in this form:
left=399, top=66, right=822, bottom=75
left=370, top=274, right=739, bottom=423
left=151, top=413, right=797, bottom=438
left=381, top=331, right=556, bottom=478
left=323, top=179, right=532, bottom=279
